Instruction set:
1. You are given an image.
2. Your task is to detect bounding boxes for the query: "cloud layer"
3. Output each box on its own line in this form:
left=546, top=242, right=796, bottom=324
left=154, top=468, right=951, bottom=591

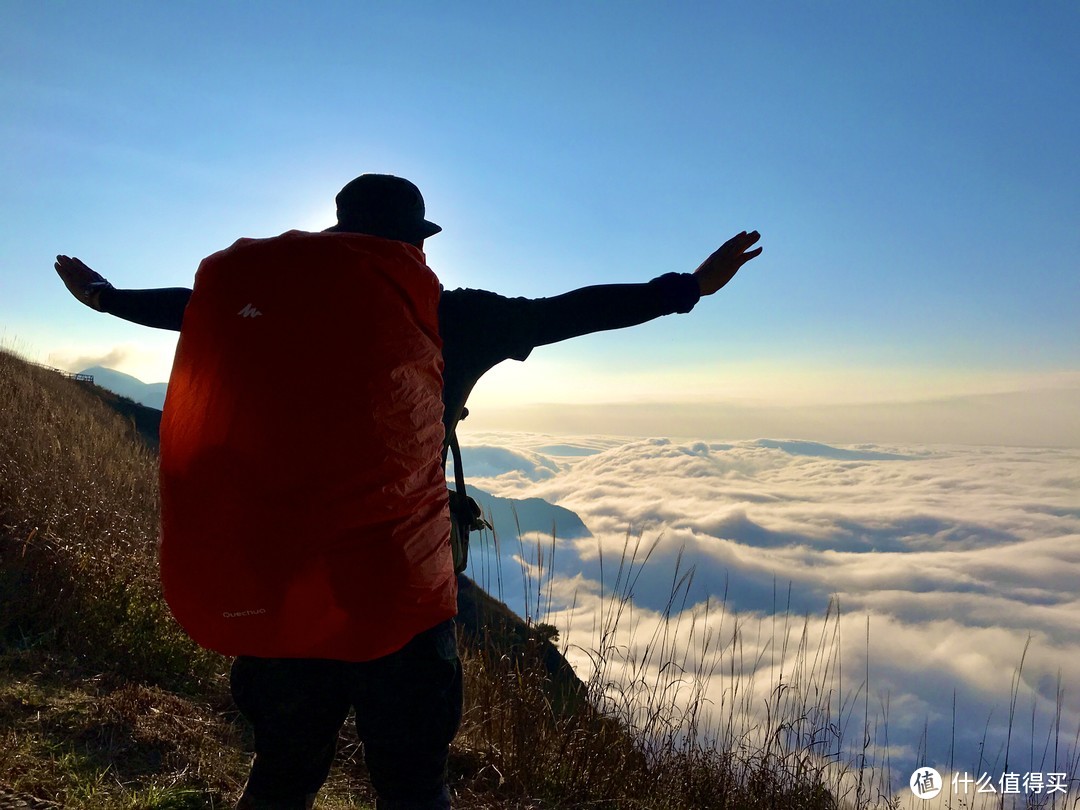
left=457, top=432, right=1080, bottom=801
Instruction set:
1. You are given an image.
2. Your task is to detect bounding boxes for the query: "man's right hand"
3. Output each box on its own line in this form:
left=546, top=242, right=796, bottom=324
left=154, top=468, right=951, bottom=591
left=693, top=231, right=763, bottom=296
left=55, top=255, right=114, bottom=312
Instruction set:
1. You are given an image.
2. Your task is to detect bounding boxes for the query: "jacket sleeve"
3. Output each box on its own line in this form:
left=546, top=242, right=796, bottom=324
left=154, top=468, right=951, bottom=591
left=526, top=272, right=701, bottom=348
left=99, top=287, right=193, bottom=332
left=441, top=272, right=702, bottom=374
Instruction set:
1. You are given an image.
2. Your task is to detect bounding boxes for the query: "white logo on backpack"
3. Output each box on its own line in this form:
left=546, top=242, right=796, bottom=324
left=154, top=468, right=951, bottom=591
left=238, top=303, right=263, bottom=318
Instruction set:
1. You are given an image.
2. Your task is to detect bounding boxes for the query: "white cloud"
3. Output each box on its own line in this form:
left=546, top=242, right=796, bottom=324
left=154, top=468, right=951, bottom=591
left=458, top=432, right=1080, bottom=802
left=51, top=345, right=133, bottom=372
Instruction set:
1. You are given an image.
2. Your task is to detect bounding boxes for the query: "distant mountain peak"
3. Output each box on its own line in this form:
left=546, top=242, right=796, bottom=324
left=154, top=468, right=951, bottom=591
left=78, top=366, right=168, bottom=411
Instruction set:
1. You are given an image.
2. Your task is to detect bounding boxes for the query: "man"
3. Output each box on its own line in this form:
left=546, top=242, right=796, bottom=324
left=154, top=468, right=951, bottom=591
left=55, top=173, right=762, bottom=809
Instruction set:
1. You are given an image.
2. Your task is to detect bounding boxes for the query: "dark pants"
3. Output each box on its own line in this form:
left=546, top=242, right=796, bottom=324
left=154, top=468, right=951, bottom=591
left=230, top=620, right=462, bottom=810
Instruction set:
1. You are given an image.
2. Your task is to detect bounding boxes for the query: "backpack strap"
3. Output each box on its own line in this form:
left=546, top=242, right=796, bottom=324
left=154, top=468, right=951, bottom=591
left=445, top=408, right=490, bottom=574
left=450, top=428, right=468, bottom=506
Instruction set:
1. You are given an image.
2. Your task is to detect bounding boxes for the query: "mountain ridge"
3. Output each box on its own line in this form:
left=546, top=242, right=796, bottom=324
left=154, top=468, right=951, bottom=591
left=78, top=365, right=168, bottom=410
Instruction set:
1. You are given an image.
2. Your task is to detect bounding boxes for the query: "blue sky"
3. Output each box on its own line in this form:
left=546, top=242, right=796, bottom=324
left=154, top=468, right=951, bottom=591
left=3, top=2, right=1077, bottom=443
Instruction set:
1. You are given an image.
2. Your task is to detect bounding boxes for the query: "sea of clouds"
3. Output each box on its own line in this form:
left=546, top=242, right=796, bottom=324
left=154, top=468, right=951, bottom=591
left=455, top=431, right=1080, bottom=806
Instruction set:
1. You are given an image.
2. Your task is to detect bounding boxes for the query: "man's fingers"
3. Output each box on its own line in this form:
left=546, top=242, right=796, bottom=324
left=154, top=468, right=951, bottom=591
left=736, top=246, right=763, bottom=267
left=56, top=255, right=80, bottom=273
left=721, top=232, right=761, bottom=262
left=719, top=231, right=761, bottom=255
left=738, top=231, right=761, bottom=249
left=55, top=255, right=100, bottom=283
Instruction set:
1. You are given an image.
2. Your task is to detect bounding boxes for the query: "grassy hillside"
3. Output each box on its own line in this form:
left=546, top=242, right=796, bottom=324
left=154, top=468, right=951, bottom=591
left=0, top=349, right=850, bottom=809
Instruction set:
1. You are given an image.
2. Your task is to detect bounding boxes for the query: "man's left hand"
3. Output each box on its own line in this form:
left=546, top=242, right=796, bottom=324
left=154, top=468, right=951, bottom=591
left=693, top=231, right=763, bottom=296
left=55, top=255, right=113, bottom=312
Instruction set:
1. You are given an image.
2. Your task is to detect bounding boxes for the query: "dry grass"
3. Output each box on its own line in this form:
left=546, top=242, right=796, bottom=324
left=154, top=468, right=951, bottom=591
left=0, top=351, right=216, bottom=687
left=0, top=649, right=245, bottom=808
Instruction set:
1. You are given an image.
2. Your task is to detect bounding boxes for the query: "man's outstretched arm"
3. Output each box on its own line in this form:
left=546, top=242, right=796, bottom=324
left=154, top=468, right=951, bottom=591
left=55, top=255, right=191, bottom=331
left=526, top=230, right=762, bottom=347
left=56, top=229, right=762, bottom=341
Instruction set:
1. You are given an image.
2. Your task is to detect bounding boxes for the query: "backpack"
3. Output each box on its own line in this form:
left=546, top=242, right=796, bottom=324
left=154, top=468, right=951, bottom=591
left=159, top=231, right=456, bottom=662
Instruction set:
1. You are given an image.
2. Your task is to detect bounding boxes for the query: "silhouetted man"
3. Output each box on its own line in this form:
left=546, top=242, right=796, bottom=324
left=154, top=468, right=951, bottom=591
left=55, top=173, right=762, bottom=810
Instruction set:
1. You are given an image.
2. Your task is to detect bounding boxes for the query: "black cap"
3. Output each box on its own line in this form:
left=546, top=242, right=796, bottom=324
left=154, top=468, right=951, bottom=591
left=330, top=174, right=442, bottom=243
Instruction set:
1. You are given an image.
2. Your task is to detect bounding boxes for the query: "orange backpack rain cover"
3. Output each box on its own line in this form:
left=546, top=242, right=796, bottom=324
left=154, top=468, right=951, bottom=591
left=159, top=231, right=454, bottom=661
